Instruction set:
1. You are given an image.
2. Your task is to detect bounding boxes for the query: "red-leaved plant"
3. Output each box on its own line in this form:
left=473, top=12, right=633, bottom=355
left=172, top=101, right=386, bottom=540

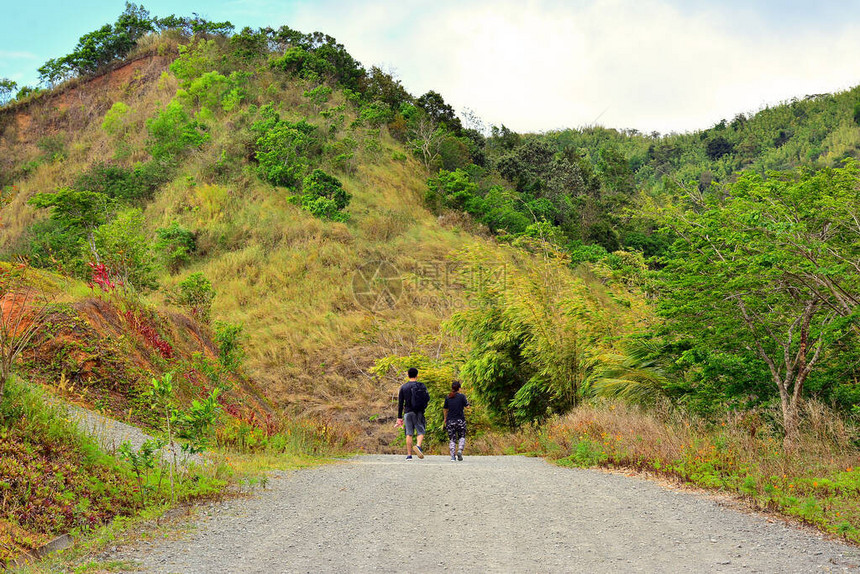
left=88, top=261, right=121, bottom=293
left=124, top=310, right=174, bottom=359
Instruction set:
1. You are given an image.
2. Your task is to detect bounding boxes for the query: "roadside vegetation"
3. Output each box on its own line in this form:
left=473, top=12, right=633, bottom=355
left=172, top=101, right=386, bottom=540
left=471, top=400, right=860, bottom=544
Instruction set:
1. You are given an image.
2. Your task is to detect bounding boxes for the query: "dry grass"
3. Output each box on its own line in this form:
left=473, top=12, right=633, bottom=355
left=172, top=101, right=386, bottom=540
left=0, top=41, right=654, bottom=453
left=474, top=399, right=860, bottom=543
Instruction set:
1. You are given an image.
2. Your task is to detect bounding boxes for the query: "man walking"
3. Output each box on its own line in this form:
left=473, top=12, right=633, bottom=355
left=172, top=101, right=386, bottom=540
left=396, top=367, right=429, bottom=460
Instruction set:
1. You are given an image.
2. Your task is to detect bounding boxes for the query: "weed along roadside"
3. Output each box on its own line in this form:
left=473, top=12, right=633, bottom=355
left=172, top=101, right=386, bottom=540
left=481, top=402, right=860, bottom=546
left=46, top=455, right=860, bottom=573
left=0, top=377, right=345, bottom=570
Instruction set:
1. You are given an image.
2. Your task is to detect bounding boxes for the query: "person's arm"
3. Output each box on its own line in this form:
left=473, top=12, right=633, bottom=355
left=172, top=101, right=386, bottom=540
left=396, top=386, right=405, bottom=426
left=443, top=408, right=448, bottom=426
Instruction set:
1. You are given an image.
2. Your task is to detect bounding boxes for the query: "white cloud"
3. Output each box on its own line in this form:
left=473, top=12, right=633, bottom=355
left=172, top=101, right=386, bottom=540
left=0, top=50, right=38, bottom=61
left=232, top=0, right=860, bottom=133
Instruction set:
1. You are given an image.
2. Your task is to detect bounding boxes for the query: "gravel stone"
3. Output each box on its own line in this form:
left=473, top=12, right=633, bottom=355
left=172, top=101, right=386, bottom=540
left=106, top=455, right=860, bottom=573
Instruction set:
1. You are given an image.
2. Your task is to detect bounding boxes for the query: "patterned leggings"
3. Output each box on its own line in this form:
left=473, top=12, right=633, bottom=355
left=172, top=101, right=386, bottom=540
left=446, top=419, right=467, bottom=457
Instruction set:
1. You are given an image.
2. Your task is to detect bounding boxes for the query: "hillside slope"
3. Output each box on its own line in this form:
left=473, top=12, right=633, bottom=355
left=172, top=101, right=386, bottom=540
left=0, top=31, right=648, bottom=450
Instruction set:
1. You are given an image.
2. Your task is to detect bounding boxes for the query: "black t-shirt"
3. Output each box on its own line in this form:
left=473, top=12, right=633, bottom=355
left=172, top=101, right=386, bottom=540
left=443, top=393, right=469, bottom=421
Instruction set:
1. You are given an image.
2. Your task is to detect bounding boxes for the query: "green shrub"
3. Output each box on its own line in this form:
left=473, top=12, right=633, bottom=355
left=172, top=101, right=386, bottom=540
left=155, top=222, right=196, bottom=272
left=91, top=208, right=157, bottom=291
left=169, top=38, right=219, bottom=83
left=253, top=117, right=318, bottom=187
left=300, top=169, right=350, bottom=221
left=177, top=272, right=215, bottom=322
left=213, top=321, right=245, bottom=371
left=101, top=101, right=130, bottom=136
left=146, top=101, right=210, bottom=160
left=74, top=161, right=168, bottom=202
left=28, top=188, right=113, bottom=273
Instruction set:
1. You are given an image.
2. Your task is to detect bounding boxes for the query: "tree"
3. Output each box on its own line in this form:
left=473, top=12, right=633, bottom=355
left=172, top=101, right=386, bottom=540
left=657, top=162, right=860, bottom=448
left=705, top=135, right=734, bottom=160
left=0, top=78, right=17, bottom=105
left=253, top=115, right=317, bottom=187
left=28, top=188, right=113, bottom=264
left=447, top=242, right=614, bottom=425
left=177, top=272, right=215, bottom=322
left=361, top=66, right=411, bottom=109
left=37, top=3, right=154, bottom=85
left=416, top=90, right=462, bottom=133
left=406, top=110, right=444, bottom=173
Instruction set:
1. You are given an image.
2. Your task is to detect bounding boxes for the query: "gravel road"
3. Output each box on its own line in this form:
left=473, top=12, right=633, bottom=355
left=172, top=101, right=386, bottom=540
left=105, top=454, right=860, bottom=573
left=61, top=400, right=201, bottom=465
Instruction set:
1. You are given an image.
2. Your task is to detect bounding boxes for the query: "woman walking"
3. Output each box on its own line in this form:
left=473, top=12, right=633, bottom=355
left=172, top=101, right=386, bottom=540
left=443, top=381, right=469, bottom=461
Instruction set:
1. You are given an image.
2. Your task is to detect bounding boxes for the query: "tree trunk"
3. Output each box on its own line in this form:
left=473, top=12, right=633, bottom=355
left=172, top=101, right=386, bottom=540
left=782, top=398, right=800, bottom=451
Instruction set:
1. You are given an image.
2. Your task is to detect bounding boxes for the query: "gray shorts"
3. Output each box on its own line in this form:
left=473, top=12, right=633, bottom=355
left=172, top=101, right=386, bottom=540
left=404, top=411, right=426, bottom=436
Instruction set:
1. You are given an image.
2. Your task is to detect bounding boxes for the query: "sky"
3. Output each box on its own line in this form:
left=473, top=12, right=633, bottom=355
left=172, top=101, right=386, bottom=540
left=2, top=0, right=860, bottom=134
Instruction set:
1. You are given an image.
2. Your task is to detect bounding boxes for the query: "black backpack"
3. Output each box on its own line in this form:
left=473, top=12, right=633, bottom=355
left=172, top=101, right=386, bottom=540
left=410, top=381, right=430, bottom=412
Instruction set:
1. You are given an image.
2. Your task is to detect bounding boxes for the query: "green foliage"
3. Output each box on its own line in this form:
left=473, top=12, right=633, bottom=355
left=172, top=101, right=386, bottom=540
left=362, top=65, right=411, bottom=109
left=447, top=244, right=618, bottom=425
left=267, top=26, right=364, bottom=90
left=146, top=101, right=210, bottom=160
left=176, top=70, right=248, bottom=114
left=0, top=77, right=18, bottom=105
left=173, top=388, right=221, bottom=455
left=169, top=39, right=220, bottom=83
left=28, top=188, right=113, bottom=269
left=0, top=379, right=137, bottom=549
left=252, top=108, right=318, bottom=188
left=38, top=3, right=153, bottom=85
left=657, top=162, right=860, bottom=441
left=91, top=208, right=157, bottom=291
left=425, top=168, right=479, bottom=213
left=356, top=101, right=393, bottom=128
left=416, top=90, right=463, bottom=133
left=154, top=222, right=196, bottom=272
left=229, top=26, right=269, bottom=62
left=101, top=101, right=130, bottom=137
left=117, top=439, right=162, bottom=507
left=177, top=272, right=215, bottom=322
left=299, top=169, right=350, bottom=221
left=213, top=321, right=245, bottom=371
left=74, top=161, right=169, bottom=202
left=303, top=85, right=333, bottom=109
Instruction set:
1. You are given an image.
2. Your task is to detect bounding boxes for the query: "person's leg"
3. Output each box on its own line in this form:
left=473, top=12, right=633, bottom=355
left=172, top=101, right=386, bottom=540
left=404, top=412, right=416, bottom=457
left=456, top=420, right=466, bottom=460
left=414, top=413, right=426, bottom=450
left=447, top=422, right=456, bottom=458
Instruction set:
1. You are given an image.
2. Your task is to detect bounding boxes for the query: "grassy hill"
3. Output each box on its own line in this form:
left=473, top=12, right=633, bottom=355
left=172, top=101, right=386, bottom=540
left=0, top=24, right=648, bottom=453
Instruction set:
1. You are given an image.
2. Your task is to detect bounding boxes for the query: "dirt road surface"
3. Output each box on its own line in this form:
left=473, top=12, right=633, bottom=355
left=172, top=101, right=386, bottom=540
left=109, top=455, right=860, bottom=573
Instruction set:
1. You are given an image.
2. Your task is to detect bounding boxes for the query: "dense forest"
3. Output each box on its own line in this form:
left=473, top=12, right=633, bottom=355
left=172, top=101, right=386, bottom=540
left=1, top=2, right=859, bottom=556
